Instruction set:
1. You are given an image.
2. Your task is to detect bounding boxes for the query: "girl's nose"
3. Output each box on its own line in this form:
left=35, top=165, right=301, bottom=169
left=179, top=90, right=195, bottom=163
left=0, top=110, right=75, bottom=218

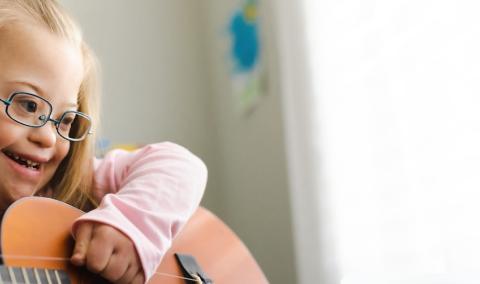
left=28, top=123, right=58, bottom=147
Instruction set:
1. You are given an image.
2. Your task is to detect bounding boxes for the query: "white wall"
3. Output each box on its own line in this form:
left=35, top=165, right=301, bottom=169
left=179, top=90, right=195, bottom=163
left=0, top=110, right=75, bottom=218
left=202, top=0, right=296, bottom=283
left=61, top=1, right=296, bottom=283
left=60, top=1, right=212, bottom=153
left=274, top=0, right=329, bottom=282
left=296, top=0, right=480, bottom=283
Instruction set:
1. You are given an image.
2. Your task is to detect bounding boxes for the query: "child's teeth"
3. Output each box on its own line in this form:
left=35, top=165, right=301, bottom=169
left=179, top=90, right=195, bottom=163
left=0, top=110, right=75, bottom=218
left=27, top=161, right=38, bottom=167
left=4, top=151, right=40, bottom=169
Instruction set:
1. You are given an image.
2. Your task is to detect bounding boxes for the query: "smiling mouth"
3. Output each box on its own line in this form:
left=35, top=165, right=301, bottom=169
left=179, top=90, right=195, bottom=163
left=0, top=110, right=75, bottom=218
left=2, top=150, right=41, bottom=170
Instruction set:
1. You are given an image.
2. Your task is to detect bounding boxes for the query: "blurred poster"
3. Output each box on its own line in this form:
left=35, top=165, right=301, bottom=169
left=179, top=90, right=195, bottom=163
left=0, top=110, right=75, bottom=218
left=229, top=0, right=265, bottom=114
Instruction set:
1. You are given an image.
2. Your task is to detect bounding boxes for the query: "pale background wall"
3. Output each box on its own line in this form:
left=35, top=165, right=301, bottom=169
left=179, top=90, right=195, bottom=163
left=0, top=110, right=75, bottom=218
left=60, top=0, right=220, bottom=208
left=202, top=1, right=296, bottom=283
left=60, top=1, right=297, bottom=283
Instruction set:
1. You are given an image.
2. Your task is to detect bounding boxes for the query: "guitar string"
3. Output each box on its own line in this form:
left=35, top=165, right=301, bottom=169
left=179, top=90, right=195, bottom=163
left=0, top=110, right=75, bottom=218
left=0, top=254, right=199, bottom=282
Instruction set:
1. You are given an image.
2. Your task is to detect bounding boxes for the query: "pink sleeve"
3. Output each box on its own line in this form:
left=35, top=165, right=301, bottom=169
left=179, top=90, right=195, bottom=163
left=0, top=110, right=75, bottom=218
left=71, top=142, right=208, bottom=281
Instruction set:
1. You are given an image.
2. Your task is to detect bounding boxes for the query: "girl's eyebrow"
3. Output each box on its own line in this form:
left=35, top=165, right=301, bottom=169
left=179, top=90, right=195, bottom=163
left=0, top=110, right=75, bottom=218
left=9, top=80, right=78, bottom=108
left=64, top=102, right=78, bottom=108
left=8, top=80, right=43, bottom=95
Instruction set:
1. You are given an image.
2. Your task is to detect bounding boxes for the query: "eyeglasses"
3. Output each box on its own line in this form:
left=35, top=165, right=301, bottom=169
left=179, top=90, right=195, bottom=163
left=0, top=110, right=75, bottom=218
left=0, top=92, right=93, bottom=142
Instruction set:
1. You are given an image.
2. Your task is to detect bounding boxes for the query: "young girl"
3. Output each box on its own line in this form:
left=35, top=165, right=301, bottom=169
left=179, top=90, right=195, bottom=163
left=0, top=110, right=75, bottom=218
left=0, top=0, right=207, bottom=283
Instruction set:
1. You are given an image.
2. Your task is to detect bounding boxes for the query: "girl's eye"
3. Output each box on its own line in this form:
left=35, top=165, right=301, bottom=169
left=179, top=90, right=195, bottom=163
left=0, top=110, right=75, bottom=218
left=19, top=100, right=38, bottom=113
left=58, top=115, right=75, bottom=132
left=61, top=117, right=74, bottom=126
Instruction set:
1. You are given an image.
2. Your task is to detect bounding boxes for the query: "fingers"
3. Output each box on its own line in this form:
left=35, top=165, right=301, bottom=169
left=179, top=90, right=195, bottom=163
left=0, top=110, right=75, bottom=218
left=130, top=271, right=146, bottom=284
left=115, top=262, right=140, bottom=284
left=102, top=241, right=144, bottom=283
left=71, top=222, right=94, bottom=266
left=100, top=251, right=129, bottom=282
left=71, top=222, right=145, bottom=283
left=84, top=226, right=115, bottom=274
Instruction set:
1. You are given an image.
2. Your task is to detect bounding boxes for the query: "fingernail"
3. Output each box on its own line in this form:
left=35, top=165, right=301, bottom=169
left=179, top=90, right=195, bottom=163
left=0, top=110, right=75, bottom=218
left=71, top=254, right=84, bottom=265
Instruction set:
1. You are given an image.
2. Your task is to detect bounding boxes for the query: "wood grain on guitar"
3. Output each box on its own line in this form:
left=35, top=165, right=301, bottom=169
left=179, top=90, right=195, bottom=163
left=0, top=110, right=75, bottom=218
left=0, top=197, right=268, bottom=283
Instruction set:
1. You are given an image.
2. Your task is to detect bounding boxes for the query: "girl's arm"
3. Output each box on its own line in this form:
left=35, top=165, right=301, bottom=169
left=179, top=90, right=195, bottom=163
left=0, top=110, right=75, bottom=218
left=71, top=142, right=208, bottom=281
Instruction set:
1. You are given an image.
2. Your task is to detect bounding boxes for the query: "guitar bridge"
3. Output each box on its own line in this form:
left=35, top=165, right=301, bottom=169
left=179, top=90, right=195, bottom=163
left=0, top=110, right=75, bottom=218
left=175, top=253, right=213, bottom=284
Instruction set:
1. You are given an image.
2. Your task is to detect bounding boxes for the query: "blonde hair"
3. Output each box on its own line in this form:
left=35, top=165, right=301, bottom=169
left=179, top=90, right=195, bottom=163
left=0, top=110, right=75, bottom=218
left=0, top=0, right=100, bottom=210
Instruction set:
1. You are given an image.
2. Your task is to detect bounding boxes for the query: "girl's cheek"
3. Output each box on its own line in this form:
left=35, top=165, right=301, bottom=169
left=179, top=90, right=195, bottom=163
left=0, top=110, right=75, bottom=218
left=48, top=141, right=70, bottom=173
left=58, top=143, right=70, bottom=161
left=0, top=124, right=19, bottom=146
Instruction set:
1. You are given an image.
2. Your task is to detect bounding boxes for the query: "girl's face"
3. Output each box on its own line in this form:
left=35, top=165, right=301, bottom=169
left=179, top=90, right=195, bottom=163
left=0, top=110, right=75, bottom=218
left=0, top=22, right=84, bottom=211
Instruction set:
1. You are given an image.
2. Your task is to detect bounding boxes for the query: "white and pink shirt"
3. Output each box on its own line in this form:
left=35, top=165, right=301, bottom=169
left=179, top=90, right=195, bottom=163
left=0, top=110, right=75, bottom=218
left=72, top=142, right=208, bottom=281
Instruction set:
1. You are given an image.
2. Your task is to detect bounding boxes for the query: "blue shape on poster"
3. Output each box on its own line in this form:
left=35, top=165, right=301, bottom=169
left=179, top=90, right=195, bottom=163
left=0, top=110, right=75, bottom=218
left=229, top=6, right=259, bottom=73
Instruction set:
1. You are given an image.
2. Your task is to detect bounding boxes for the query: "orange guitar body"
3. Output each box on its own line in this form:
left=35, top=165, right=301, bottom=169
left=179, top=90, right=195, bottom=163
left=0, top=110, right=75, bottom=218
left=1, top=197, right=268, bottom=283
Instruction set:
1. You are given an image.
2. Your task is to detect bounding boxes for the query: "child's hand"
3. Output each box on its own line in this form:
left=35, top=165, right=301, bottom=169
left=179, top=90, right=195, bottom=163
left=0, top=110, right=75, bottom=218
left=70, top=221, right=145, bottom=284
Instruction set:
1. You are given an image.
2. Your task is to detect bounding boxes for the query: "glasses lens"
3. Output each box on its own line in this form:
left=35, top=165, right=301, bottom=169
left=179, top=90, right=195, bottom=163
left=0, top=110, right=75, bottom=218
left=58, top=111, right=92, bottom=141
left=8, top=93, right=51, bottom=126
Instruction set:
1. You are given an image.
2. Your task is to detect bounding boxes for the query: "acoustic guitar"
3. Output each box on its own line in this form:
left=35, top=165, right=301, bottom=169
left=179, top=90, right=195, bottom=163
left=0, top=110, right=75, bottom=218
left=0, top=197, right=269, bottom=283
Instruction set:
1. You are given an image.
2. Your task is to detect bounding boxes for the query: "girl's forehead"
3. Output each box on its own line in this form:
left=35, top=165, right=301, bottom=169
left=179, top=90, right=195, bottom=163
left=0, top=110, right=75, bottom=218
left=0, top=21, right=83, bottom=107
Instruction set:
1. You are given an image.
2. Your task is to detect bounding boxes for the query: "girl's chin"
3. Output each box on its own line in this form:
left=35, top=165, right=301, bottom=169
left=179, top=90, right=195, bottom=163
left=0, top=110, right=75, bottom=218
left=0, top=182, right=40, bottom=208
left=6, top=188, right=37, bottom=203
